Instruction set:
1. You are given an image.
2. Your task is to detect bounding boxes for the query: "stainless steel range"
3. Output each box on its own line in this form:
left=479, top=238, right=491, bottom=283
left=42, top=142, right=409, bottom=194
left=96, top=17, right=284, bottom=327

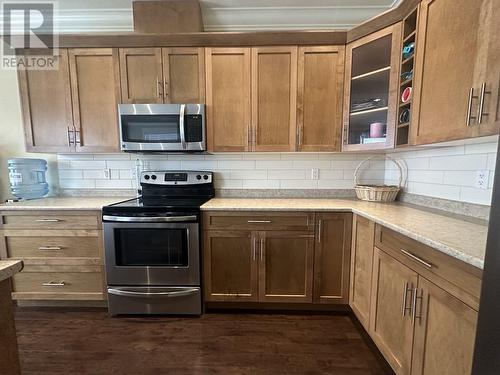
left=102, top=171, right=214, bottom=315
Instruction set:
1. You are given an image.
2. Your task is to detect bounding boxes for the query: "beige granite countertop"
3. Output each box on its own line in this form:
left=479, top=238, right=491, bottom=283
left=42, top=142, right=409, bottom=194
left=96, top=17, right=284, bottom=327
left=0, top=197, right=134, bottom=211
left=0, top=260, right=23, bottom=282
left=0, top=196, right=488, bottom=269
left=201, top=198, right=488, bottom=270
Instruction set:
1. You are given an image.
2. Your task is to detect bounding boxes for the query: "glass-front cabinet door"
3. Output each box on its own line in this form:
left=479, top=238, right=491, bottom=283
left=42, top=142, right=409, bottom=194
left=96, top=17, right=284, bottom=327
left=342, top=24, right=402, bottom=151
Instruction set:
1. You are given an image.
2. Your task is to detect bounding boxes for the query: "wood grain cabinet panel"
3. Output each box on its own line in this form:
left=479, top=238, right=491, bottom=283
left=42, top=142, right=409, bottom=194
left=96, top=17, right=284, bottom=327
left=369, top=247, right=417, bottom=375
left=297, top=46, right=345, bottom=151
left=205, top=48, right=251, bottom=152
left=313, top=213, right=352, bottom=304
left=259, top=231, right=314, bottom=303
left=251, top=47, right=297, bottom=151
left=69, top=48, right=121, bottom=152
left=411, top=277, right=478, bottom=375
left=4, top=236, right=100, bottom=259
left=203, top=231, right=258, bottom=302
left=163, top=47, right=205, bottom=103
left=119, top=48, right=163, bottom=104
left=17, top=49, right=74, bottom=153
left=411, top=0, right=488, bottom=144
left=349, top=215, right=375, bottom=329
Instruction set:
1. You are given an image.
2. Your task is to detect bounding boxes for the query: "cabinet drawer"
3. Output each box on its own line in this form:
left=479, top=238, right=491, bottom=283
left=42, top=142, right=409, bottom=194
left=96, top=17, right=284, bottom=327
left=203, top=211, right=314, bottom=231
left=375, top=225, right=482, bottom=307
left=11, top=266, right=104, bottom=300
left=5, top=236, right=101, bottom=259
left=0, top=212, right=100, bottom=229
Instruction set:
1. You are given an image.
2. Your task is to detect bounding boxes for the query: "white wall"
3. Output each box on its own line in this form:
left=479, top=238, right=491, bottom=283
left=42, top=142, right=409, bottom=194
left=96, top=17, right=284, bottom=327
left=0, top=69, right=58, bottom=201
left=385, top=139, right=498, bottom=205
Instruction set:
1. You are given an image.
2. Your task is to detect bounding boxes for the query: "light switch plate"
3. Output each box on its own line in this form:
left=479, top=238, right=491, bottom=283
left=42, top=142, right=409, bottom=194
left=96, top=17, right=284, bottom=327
left=475, top=170, right=489, bottom=189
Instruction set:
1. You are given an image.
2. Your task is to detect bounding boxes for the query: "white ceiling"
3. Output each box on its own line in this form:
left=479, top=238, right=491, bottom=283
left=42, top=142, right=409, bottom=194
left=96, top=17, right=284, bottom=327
left=2, top=0, right=402, bottom=33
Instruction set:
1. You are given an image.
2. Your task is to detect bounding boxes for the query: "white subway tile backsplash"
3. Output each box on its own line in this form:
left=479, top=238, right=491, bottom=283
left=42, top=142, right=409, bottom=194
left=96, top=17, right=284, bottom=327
left=56, top=140, right=497, bottom=206
left=242, top=180, right=280, bottom=189
left=95, top=180, right=133, bottom=189
left=429, top=154, right=487, bottom=171
left=459, top=187, right=493, bottom=205
left=217, top=160, right=255, bottom=170
left=59, top=169, right=83, bottom=179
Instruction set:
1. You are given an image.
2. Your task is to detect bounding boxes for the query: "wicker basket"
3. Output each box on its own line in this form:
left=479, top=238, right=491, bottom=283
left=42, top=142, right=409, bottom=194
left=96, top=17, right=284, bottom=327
left=354, top=155, right=404, bottom=203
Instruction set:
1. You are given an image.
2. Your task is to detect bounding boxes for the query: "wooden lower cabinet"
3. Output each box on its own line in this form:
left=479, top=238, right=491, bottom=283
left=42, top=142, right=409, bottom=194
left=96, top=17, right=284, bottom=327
left=411, top=277, right=478, bottom=375
left=0, top=210, right=105, bottom=301
left=203, top=231, right=258, bottom=301
left=259, top=231, right=314, bottom=303
left=349, top=215, right=375, bottom=328
left=370, top=247, right=417, bottom=375
left=367, top=243, right=479, bottom=375
left=313, top=213, right=352, bottom=304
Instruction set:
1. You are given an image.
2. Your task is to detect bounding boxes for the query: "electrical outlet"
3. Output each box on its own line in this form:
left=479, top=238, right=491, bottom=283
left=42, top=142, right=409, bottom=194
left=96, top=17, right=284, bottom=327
left=103, top=169, right=111, bottom=179
left=311, top=168, right=319, bottom=180
left=475, top=170, right=489, bottom=189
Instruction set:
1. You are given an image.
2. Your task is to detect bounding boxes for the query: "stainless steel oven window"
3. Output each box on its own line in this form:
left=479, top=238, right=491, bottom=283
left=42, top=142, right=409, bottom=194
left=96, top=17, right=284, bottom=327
left=104, top=221, right=200, bottom=286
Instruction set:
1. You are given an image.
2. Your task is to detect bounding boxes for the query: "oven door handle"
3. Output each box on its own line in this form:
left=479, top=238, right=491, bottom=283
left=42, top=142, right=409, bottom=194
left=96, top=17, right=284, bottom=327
left=107, top=288, right=199, bottom=298
left=102, top=215, right=197, bottom=223
left=179, top=103, right=187, bottom=150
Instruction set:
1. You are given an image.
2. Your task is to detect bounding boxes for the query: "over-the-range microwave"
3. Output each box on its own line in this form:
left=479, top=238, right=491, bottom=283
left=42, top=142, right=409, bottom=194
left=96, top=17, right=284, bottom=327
left=118, top=104, right=206, bottom=152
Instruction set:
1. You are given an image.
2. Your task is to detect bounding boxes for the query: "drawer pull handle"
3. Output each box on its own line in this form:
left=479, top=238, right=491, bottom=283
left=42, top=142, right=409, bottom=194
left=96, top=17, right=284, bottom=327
left=247, top=220, right=271, bottom=223
left=36, top=219, right=61, bottom=222
left=42, top=281, right=65, bottom=287
left=400, top=249, right=433, bottom=268
left=38, top=246, right=63, bottom=251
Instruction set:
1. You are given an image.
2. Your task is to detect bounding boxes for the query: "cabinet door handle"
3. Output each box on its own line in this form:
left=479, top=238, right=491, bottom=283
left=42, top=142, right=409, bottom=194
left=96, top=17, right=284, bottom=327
left=247, top=220, right=271, bottom=224
left=401, top=282, right=412, bottom=317
left=317, top=219, right=322, bottom=243
left=38, top=246, right=62, bottom=251
left=252, top=235, right=257, bottom=261
left=74, top=127, right=81, bottom=145
left=400, top=249, right=433, bottom=269
left=297, top=127, right=302, bottom=146
left=156, top=77, right=163, bottom=99
left=466, top=87, right=477, bottom=127
left=163, top=79, right=169, bottom=101
left=412, top=287, right=423, bottom=325
left=36, top=219, right=60, bottom=222
left=260, top=237, right=265, bottom=262
left=42, top=281, right=65, bottom=287
left=67, top=126, right=74, bottom=146
left=478, top=82, right=490, bottom=124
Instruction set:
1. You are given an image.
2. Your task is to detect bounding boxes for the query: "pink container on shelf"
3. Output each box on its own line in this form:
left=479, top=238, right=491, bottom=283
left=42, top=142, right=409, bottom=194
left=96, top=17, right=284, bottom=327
left=369, top=122, right=386, bottom=138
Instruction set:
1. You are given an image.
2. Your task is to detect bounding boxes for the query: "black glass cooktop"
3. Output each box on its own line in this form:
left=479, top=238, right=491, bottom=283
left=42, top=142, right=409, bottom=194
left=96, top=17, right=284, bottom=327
left=102, top=196, right=210, bottom=215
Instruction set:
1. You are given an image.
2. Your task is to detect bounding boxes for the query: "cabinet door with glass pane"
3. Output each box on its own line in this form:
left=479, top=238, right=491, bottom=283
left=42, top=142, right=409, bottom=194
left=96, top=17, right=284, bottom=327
left=342, top=24, right=402, bottom=151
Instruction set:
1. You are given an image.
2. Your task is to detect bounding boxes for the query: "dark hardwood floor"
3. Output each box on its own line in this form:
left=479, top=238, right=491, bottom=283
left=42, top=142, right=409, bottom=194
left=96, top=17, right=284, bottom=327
left=14, top=307, right=392, bottom=375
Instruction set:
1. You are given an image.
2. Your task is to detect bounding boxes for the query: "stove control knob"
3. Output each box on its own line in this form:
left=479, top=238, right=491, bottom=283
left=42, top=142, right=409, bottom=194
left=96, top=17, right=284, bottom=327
left=144, top=175, right=150, bottom=180
left=151, top=175, right=157, bottom=180
left=203, top=175, right=209, bottom=180
left=196, top=175, right=202, bottom=180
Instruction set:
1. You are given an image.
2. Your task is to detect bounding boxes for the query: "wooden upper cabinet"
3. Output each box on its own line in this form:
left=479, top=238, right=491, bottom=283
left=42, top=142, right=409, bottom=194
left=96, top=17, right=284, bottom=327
left=477, top=0, right=500, bottom=136
left=18, top=50, right=74, bottom=153
left=69, top=48, right=121, bottom=152
left=163, top=47, right=205, bottom=103
left=259, top=231, right=314, bottom=303
left=411, top=0, right=490, bottom=144
left=411, top=276, right=478, bottom=375
left=251, top=47, right=297, bottom=151
left=205, top=48, right=251, bottom=152
left=343, top=24, right=401, bottom=151
left=119, top=48, right=163, bottom=104
left=203, top=231, right=258, bottom=302
left=297, top=46, right=345, bottom=151
left=370, top=247, right=417, bottom=375
left=313, top=213, right=352, bottom=304
left=349, top=215, right=375, bottom=329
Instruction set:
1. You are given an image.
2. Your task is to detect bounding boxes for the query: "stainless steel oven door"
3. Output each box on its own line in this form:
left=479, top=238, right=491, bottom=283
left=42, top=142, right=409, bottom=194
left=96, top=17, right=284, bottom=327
left=104, top=219, right=199, bottom=286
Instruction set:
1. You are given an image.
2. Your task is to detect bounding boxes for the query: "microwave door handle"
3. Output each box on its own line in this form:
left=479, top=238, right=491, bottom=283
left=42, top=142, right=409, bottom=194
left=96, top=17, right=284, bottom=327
left=179, top=104, right=187, bottom=150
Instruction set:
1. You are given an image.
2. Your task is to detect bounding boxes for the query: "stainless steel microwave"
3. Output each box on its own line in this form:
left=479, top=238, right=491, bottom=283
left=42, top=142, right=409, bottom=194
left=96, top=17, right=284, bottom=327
left=118, top=104, right=205, bottom=152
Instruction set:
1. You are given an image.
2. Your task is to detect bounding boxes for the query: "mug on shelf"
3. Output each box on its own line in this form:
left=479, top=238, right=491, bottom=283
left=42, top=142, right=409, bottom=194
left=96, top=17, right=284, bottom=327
left=401, top=86, right=412, bottom=103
